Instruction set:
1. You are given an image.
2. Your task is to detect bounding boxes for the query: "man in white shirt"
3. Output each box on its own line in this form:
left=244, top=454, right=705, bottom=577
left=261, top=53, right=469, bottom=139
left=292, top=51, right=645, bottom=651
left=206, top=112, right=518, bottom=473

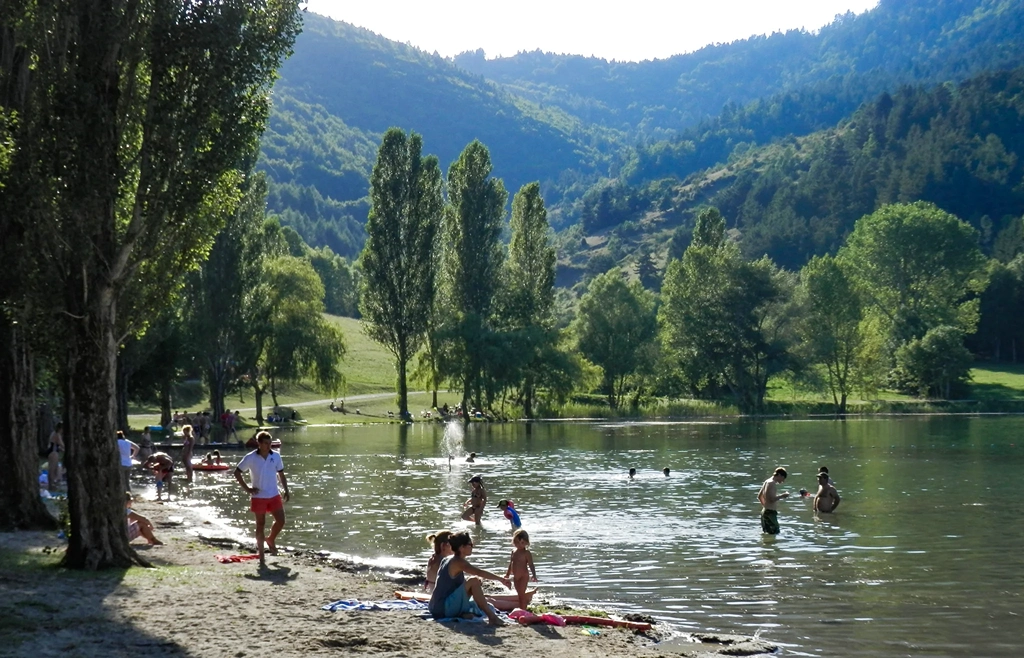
left=234, top=431, right=290, bottom=563
left=117, top=430, right=139, bottom=493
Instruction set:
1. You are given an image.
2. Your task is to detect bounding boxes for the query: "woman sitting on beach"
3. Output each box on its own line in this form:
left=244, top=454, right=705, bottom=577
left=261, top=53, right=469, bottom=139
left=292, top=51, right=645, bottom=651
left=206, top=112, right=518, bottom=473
left=427, top=531, right=510, bottom=626
left=424, top=530, right=453, bottom=592
left=126, top=493, right=163, bottom=545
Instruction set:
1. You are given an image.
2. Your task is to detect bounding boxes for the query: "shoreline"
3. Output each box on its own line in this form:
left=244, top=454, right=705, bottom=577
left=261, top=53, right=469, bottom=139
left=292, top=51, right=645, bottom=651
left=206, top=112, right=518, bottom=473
left=2, top=496, right=777, bottom=658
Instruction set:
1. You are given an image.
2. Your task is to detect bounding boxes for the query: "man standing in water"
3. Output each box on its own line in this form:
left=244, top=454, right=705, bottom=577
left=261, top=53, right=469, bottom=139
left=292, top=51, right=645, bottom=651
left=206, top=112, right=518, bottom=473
left=757, top=467, right=790, bottom=534
left=234, top=431, right=290, bottom=564
left=813, top=471, right=841, bottom=514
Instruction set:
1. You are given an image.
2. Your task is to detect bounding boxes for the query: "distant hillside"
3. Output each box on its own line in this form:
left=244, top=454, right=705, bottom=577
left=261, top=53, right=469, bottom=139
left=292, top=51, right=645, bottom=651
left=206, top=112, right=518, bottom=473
left=456, top=0, right=1024, bottom=138
left=258, top=0, right=1024, bottom=256
left=580, top=68, right=1024, bottom=280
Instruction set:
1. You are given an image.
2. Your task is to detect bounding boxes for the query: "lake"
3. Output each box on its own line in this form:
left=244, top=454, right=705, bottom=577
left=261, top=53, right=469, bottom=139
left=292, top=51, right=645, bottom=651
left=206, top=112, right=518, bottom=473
left=172, top=416, right=1024, bottom=657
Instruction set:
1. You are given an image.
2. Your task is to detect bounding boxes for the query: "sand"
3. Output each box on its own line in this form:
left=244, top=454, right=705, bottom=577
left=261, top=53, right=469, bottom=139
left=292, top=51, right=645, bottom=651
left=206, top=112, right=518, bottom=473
left=0, top=499, right=776, bottom=657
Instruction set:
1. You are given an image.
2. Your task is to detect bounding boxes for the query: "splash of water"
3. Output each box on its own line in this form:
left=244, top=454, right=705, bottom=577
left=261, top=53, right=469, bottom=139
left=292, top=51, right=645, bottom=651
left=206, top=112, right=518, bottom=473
left=441, top=420, right=465, bottom=458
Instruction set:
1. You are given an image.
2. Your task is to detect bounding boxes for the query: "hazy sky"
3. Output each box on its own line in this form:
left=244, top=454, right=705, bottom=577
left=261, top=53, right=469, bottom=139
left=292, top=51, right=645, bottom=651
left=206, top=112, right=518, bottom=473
left=305, top=0, right=880, bottom=62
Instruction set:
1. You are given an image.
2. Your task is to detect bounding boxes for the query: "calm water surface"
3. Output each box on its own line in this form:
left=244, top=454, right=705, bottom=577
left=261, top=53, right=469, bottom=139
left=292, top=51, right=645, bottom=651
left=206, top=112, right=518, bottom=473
left=175, top=416, right=1024, bottom=657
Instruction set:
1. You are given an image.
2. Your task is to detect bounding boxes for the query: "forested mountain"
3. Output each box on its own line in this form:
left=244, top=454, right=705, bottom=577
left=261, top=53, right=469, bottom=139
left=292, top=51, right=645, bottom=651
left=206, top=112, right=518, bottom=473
left=455, top=0, right=1024, bottom=138
left=589, top=68, right=1024, bottom=276
left=259, top=14, right=619, bottom=254
left=259, top=0, right=1024, bottom=258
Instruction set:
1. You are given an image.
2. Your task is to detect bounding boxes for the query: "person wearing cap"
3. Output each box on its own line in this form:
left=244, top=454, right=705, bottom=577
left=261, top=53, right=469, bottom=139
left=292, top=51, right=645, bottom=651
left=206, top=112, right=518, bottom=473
left=461, top=475, right=487, bottom=524
left=757, top=467, right=790, bottom=534
left=813, top=471, right=841, bottom=514
left=497, top=499, right=521, bottom=529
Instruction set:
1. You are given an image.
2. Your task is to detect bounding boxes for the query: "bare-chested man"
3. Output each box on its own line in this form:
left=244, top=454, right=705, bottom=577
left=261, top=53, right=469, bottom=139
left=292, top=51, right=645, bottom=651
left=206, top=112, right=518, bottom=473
left=757, top=467, right=790, bottom=534
left=813, top=471, right=841, bottom=514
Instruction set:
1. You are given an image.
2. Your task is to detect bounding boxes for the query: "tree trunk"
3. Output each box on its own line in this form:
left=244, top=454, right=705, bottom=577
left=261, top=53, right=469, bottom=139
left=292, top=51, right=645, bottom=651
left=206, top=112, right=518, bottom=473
left=159, top=382, right=172, bottom=428
left=397, top=356, right=409, bottom=419
left=0, top=318, right=58, bottom=530
left=62, top=284, right=144, bottom=569
left=270, top=375, right=279, bottom=408
left=523, top=378, right=534, bottom=419
left=254, top=383, right=265, bottom=425
left=115, top=356, right=129, bottom=431
left=839, top=392, right=848, bottom=416
left=206, top=362, right=228, bottom=426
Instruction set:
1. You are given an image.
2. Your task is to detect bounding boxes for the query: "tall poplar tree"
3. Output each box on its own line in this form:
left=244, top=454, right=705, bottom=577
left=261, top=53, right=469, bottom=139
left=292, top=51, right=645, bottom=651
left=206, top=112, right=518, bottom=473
left=0, top=0, right=300, bottom=568
left=359, top=129, right=443, bottom=418
left=500, top=182, right=556, bottom=417
left=443, top=141, right=507, bottom=413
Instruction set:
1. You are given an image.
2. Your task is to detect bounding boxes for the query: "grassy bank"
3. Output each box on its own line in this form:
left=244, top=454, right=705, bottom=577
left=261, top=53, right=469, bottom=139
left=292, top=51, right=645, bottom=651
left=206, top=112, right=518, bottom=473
left=131, top=325, right=1024, bottom=428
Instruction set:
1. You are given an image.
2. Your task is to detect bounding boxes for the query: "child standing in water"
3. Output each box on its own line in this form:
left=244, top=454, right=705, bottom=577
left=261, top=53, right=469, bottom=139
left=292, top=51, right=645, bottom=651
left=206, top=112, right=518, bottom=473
left=461, top=475, right=487, bottom=524
left=496, top=500, right=522, bottom=530
left=505, top=529, right=538, bottom=611
left=424, top=530, right=454, bottom=592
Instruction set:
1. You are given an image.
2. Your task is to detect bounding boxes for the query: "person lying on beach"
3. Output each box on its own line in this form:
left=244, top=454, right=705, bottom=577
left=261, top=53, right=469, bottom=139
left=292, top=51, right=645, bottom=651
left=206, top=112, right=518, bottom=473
left=425, top=530, right=454, bottom=593
left=461, top=476, right=486, bottom=524
left=428, top=531, right=510, bottom=626
left=505, top=529, right=538, bottom=611
left=126, top=492, right=163, bottom=545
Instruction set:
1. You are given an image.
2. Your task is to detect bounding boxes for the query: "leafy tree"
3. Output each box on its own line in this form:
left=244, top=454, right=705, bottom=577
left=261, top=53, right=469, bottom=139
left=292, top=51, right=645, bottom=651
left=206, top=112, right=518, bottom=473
left=498, top=183, right=557, bottom=416
left=309, top=247, right=360, bottom=317
left=247, top=257, right=346, bottom=421
left=797, top=255, right=864, bottom=414
left=894, top=326, right=973, bottom=398
left=187, top=174, right=283, bottom=423
left=573, top=270, right=658, bottom=409
left=359, top=129, right=443, bottom=418
left=660, top=209, right=794, bottom=412
left=442, top=141, right=507, bottom=413
left=839, top=202, right=988, bottom=345
left=0, top=0, right=300, bottom=568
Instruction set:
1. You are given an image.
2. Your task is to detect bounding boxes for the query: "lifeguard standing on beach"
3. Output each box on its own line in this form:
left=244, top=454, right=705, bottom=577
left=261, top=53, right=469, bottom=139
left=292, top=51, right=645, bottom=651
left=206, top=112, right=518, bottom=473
left=234, top=430, right=290, bottom=564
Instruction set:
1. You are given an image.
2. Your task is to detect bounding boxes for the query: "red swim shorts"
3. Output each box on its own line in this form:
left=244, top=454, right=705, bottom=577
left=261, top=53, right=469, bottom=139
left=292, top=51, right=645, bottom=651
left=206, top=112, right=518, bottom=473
left=250, top=495, right=283, bottom=514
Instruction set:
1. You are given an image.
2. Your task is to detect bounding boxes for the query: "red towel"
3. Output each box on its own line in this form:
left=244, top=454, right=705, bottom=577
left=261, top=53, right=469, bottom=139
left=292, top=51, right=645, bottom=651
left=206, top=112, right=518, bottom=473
left=215, top=554, right=261, bottom=563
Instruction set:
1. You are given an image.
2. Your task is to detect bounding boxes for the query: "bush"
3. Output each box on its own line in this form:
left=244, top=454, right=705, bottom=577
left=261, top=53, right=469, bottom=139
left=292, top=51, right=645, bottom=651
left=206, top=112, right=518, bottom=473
left=893, top=326, right=973, bottom=398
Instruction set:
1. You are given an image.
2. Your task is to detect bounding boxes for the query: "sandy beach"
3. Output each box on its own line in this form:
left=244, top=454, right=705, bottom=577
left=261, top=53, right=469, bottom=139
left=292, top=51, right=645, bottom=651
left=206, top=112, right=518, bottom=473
left=0, top=498, right=776, bottom=657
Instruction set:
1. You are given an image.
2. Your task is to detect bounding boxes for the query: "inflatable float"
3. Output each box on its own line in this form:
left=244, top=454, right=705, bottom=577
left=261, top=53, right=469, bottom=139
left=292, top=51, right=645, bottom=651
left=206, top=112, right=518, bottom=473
left=394, top=588, right=536, bottom=612
left=192, top=461, right=230, bottom=471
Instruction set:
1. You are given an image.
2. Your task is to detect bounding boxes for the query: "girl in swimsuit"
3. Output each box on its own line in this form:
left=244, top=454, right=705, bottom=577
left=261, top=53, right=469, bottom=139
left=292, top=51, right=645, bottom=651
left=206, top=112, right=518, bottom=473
left=424, top=530, right=453, bottom=592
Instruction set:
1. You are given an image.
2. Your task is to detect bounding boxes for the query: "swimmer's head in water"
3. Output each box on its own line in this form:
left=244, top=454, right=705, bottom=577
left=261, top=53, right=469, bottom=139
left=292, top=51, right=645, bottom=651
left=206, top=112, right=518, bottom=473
left=799, top=488, right=809, bottom=497
left=628, top=468, right=636, bottom=477
left=663, top=467, right=670, bottom=476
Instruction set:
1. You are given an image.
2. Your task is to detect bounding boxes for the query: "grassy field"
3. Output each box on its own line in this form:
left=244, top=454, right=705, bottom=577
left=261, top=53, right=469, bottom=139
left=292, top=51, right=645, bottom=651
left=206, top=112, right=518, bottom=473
left=130, top=325, right=1024, bottom=428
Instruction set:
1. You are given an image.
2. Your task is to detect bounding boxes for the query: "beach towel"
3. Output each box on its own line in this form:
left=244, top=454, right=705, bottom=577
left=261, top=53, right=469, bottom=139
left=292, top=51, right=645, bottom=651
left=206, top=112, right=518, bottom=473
left=215, top=554, right=262, bottom=563
left=322, top=599, right=429, bottom=612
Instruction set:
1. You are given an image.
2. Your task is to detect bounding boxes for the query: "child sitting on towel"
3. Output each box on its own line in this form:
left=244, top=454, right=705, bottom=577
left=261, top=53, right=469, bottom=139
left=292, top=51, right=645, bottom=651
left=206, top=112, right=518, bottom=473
left=424, top=530, right=453, bottom=592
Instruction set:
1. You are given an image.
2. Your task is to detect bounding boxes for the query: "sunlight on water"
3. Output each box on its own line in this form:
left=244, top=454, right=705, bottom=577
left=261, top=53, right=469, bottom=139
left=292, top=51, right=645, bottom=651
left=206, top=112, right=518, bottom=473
left=159, top=417, right=1024, bottom=657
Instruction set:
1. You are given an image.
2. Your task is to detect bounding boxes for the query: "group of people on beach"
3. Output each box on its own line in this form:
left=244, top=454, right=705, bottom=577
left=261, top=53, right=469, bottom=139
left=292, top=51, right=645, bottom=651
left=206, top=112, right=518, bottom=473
left=420, top=472, right=537, bottom=625
left=758, top=466, right=841, bottom=534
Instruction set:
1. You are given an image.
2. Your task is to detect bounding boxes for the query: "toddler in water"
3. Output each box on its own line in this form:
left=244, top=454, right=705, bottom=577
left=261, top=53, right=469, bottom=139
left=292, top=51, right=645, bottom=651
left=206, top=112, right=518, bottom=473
left=505, top=529, right=538, bottom=611
left=497, top=499, right=522, bottom=530
left=424, top=530, right=454, bottom=592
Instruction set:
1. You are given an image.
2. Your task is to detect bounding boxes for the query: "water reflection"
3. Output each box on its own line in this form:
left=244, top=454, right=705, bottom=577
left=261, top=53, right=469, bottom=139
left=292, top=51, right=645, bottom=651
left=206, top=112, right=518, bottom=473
left=173, top=416, right=1024, bottom=657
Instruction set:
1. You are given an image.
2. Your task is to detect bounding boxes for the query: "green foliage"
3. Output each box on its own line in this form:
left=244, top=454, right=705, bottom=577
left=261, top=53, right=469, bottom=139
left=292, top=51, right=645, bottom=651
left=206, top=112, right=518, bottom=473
left=660, top=219, right=795, bottom=412
left=573, top=270, right=658, bottom=408
left=839, top=202, right=988, bottom=343
left=894, top=326, right=973, bottom=398
left=359, top=129, right=443, bottom=415
left=441, top=141, right=508, bottom=409
left=256, top=256, right=347, bottom=402
left=796, top=255, right=864, bottom=412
